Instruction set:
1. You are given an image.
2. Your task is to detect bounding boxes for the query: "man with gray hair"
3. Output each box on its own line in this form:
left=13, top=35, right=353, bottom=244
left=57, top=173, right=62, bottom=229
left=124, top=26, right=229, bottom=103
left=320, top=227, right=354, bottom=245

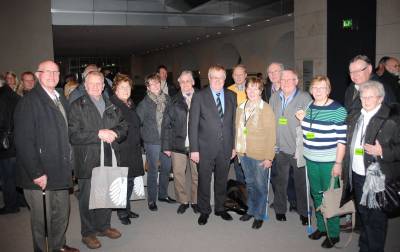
left=262, top=62, right=284, bottom=102
left=14, top=60, right=79, bottom=252
left=269, top=69, right=312, bottom=224
left=68, top=71, right=128, bottom=249
left=162, top=70, right=199, bottom=214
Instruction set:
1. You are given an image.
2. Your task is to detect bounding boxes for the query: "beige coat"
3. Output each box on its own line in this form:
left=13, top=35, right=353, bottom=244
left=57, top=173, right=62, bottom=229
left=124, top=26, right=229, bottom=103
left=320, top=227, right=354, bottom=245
left=235, top=99, right=276, bottom=161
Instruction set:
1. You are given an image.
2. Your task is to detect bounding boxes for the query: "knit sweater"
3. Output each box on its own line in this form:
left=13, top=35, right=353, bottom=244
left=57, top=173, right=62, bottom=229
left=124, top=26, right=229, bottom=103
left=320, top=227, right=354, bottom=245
left=301, top=101, right=347, bottom=162
left=269, top=89, right=312, bottom=155
left=235, top=99, right=276, bottom=161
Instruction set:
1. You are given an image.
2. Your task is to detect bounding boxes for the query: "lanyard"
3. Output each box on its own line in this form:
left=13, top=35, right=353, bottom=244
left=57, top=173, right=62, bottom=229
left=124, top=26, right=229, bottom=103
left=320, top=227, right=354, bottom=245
left=309, top=99, right=329, bottom=130
left=280, top=89, right=298, bottom=116
left=243, top=100, right=257, bottom=127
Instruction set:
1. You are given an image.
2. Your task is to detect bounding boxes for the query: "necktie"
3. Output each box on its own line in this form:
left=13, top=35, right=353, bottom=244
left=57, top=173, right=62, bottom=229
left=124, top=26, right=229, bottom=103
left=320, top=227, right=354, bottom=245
left=54, top=97, right=68, bottom=126
left=216, top=93, right=223, bottom=118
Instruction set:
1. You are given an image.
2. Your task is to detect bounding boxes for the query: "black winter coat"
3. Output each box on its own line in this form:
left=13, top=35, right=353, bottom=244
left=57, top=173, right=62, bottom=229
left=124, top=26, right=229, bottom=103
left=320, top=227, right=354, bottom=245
left=0, top=85, right=20, bottom=159
left=344, top=74, right=396, bottom=116
left=110, top=95, right=144, bottom=178
left=340, top=104, right=400, bottom=206
left=161, top=91, right=195, bottom=153
left=68, top=93, right=128, bottom=179
left=136, top=94, right=171, bottom=145
left=14, top=84, right=72, bottom=190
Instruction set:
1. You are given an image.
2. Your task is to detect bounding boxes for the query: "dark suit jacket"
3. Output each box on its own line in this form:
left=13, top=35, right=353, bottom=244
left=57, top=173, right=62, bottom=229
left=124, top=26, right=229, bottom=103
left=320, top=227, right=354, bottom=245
left=189, top=87, right=237, bottom=159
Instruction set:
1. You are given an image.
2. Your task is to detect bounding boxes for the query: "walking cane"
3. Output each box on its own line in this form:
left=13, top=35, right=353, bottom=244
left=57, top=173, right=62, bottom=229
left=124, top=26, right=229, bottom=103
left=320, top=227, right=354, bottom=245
left=42, top=190, right=49, bottom=252
left=264, top=168, right=271, bottom=221
left=304, top=165, right=315, bottom=235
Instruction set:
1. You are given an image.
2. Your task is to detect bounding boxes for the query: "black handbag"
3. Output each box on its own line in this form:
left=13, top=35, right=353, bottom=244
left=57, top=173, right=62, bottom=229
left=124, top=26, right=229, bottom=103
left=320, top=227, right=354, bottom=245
left=376, top=178, right=400, bottom=215
left=1, top=131, right=12, bottom=150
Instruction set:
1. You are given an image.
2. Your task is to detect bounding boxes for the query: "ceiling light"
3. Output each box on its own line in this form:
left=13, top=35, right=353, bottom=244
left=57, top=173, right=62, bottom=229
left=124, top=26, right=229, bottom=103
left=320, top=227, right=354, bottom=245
left=288, top=13, right=292, bottom=17
left=231, top=28, right=235, bottom=31
left=217, top=32, right=221, bottom=35
left=247, top=24, right=251, bottom=27
left=205, top=34, right=210, bottom=38
left=266, top=19, right=270, bottom=22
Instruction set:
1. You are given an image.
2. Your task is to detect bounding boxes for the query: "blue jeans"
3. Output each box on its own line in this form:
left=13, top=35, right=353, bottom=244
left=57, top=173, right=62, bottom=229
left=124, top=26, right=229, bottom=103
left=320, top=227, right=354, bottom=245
left=144, top=143, right=172, bottom=203
left=239, top=155, right=269, bottom=220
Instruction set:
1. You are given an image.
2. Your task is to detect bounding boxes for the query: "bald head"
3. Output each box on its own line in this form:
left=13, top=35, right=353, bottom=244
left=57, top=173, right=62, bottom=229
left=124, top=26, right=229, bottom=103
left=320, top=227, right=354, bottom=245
left=35, top=60, right=60, bottom=91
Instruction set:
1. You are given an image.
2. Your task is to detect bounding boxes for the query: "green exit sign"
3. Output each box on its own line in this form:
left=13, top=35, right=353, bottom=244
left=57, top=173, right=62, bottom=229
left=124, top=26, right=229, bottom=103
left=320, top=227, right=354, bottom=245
left=343, top=19, right=353, bottom=29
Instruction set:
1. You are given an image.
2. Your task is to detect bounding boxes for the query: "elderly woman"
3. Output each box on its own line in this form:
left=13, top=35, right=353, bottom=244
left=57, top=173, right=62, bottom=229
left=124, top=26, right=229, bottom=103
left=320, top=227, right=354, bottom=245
left=162, top=70, right=199, bottom=214
left=136, top=73, right=175, bottom=211
left=109, top=74, right=144, bottom=225
left=341, top=80, right=400, bottom=252
left=295, top=75, right=347, bottom=248
left=235, top=77, right=276, bottom=229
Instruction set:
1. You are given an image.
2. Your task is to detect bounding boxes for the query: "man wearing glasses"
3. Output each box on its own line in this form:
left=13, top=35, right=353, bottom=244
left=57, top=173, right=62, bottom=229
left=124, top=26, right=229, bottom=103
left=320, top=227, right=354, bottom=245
left=344, top=55, right=395, bottom=116
left=14, top=60, right=79, bottom=252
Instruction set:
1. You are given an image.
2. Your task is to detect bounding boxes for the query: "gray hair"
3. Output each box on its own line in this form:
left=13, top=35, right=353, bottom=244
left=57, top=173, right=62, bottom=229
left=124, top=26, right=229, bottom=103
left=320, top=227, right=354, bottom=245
left=177, top=70, right=194, bottom=83
left=359, top=80, right=385, bottom=98
left=349, top=55, right=372, bottom=66
left=84, top=71, right=104, bottom=84
left=268, top=62, right=284, bottom=72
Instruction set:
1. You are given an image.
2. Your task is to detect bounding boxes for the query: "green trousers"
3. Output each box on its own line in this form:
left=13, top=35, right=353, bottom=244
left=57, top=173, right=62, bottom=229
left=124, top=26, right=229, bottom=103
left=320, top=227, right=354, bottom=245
left=306, top=159, right=340, bottom=238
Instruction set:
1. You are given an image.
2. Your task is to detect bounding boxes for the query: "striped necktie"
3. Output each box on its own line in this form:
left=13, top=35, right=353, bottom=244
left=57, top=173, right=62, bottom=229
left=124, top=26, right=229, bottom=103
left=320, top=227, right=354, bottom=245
left=216, top=93, right=223, bottom=118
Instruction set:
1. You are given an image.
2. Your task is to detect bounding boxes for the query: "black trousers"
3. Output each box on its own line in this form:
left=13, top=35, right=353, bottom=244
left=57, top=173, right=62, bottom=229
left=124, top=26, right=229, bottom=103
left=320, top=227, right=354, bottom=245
left=197, top=150, right=230, bottom=214
left=77, top=178, right=112, bottom=237
left=353, top=172, right=388, bottom=252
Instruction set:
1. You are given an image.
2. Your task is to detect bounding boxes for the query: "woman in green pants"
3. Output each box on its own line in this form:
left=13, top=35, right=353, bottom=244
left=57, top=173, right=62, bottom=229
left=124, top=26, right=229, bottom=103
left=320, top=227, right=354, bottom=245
left=295, top=75, right=347, bottom=248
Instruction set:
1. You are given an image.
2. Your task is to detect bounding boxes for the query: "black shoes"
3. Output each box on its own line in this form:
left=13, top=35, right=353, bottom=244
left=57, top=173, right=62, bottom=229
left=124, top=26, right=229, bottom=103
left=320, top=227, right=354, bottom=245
left=276, top=213, right=286, bottom=221
left=289, top=204, right=297, bottom=212
left=119, top=217, right=131, bottom=225
left=191, top=204, right=199, bottom=214
left=177, top=204, right=189, bottom=214
left=158, top=196, right=176, bottom=204
left=239, top=213, right=253, bottom=221
left=308, top=230, right=327, bottom=240
left=321, top=237, right=340, bottom=248
left=252, top=220, right=263, bottom=229
left=300, top=215, right=309, bottom=226
left=0, top=207, right=20, bottom=215
left=198, top=213, right=209, bottom=225
left=128, top=211, right=139, bottom=218
left=215, top=211, right=233, bottom=221
left=148, top=202, right=158, bottom=211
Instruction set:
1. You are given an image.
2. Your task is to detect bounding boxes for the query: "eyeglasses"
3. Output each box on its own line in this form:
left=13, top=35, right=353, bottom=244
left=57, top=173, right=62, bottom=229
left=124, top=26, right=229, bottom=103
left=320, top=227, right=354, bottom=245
left=360, top=95, right=379, bottom=100
left=280, top=78, right=296, bottom=83
left=349, top=66, right=368, bottom=75
left=37, top=70, right=60, bottom=75
left=311, top=86, right=328, bottom=91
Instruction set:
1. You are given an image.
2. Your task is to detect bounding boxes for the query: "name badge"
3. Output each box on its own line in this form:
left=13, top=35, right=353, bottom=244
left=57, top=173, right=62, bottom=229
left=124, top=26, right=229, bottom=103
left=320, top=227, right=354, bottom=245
left=306, top=132, right=315, bottom=139
left=355, top=148, right=364, bottom=156
left=279, top=117, right=288, bottom=125
left=243, top=127, right=248, bottom=136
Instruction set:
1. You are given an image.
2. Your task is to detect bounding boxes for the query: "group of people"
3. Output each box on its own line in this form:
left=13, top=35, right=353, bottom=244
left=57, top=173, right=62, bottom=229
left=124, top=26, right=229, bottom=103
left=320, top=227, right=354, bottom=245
left=0, top=54, right=399, bottom=252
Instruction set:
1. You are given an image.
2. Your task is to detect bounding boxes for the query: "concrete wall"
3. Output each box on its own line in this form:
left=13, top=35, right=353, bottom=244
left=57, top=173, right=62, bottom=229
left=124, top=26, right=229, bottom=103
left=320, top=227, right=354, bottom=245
left=0, top=0, right=54, bottom=76
left=376, top=0, right=400, bottom=64
left=132, top=19, right=294, bottom=86
left=294, top=0, right=327, bottom=86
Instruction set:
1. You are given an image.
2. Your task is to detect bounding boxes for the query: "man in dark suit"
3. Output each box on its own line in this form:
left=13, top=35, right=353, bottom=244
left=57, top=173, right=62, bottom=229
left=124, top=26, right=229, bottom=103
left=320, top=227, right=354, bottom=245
left=157, top=65, right=178, bottom=97
left=189, top=65, right=237, bottom=225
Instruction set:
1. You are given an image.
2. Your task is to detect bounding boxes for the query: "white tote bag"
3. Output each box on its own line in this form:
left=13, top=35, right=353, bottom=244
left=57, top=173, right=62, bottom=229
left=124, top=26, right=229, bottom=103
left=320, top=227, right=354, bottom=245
left=89, top=141, right=128, bottom=209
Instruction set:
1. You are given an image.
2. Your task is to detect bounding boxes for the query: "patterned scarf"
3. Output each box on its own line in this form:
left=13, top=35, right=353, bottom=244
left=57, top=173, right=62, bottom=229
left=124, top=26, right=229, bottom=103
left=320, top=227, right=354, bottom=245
left=147, top=90, right=167, bottom=135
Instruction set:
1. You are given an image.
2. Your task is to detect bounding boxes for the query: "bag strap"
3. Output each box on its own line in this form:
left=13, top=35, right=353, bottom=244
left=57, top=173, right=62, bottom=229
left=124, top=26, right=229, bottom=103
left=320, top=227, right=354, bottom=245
left=323, top=212, right=355, bottom=249
left=100, top=141, right=118, bottom=167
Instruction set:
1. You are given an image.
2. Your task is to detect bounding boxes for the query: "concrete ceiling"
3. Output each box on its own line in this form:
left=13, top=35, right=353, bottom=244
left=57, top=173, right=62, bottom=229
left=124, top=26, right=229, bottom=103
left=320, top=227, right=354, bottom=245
left=52, top=0, right=293, bottom=56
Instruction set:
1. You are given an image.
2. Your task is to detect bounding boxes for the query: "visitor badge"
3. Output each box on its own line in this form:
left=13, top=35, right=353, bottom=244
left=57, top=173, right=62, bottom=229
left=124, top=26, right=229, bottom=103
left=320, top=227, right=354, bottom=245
left=355, top=148, right=364, bottom=156
left=306, top=132, right=315, bottom=139
left=279, top=117, right=288, bottom=125
left=243, top=127, right=248, bottom=136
